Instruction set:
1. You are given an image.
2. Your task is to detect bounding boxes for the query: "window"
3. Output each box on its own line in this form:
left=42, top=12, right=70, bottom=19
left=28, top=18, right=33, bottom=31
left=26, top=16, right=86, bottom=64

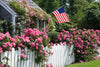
left=37, top=20, right=45, bottom=31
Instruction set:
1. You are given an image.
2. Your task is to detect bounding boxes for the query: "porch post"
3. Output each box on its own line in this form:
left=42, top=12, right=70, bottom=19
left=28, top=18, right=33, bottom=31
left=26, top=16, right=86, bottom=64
left=12, top=15, right=16, bottom=36
left=44, top=21, right=45, bottom=30
left=37, top=19, right=39, bottom=30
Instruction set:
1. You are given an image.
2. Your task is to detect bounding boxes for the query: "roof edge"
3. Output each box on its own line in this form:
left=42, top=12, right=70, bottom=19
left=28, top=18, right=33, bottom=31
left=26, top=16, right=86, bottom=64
left=0, top=0, right=17, bottom=16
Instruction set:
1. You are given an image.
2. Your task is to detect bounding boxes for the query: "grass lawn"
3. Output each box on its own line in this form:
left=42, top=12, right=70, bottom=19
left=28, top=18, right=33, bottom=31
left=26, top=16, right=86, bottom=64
left=65, top=58, right=100, bottom=67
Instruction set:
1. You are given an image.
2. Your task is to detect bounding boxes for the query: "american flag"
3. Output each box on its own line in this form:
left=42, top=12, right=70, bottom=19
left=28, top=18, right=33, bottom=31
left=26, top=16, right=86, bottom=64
left=52, top=7, right=69, bottom=23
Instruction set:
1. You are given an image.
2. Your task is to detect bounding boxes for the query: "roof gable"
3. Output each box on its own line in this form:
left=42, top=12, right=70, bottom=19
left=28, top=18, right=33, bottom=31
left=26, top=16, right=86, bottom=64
left=2, top=0, right=42, bottom=10
left=0, top=0, right=42, bottom=18
left=0, top=0, right=17, bottom=16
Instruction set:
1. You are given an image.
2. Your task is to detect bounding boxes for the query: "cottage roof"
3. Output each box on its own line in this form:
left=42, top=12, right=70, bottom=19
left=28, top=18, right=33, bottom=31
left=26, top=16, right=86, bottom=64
left=0, top=0, right=42, bottom=16
left=0, top=0, right=17, bottom=16
left=2, top=0, right=42, bottom=10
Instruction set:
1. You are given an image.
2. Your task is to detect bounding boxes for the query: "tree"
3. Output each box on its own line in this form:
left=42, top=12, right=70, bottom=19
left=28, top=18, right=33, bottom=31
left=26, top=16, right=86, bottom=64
left=33, top=0, right=60, bottom=13
left=67, top=0, right=100, bottom=30
left=78, top=2, right=100, bottom=29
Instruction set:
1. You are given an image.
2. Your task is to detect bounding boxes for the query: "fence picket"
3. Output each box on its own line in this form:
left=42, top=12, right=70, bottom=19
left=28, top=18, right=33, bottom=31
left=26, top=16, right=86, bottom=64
left=15, top=50, right=18, bottom=67
left=27, top=49, right=29, bottom=67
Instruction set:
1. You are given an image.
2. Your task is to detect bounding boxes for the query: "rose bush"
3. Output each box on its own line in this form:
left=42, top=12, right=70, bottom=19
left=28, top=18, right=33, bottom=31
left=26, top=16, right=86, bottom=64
left=0, top=0, right=55, bottom=67
left=0, top=32, right=16, bottom=67
left=9, top=0, right=55, bottom=35
left=56, top=28, right=100, bottom=62
left=13, top=28, right=54, bottom=66
left=0, top=32, right=16, bottom=53
left=0, top=29, right=54, bottom=67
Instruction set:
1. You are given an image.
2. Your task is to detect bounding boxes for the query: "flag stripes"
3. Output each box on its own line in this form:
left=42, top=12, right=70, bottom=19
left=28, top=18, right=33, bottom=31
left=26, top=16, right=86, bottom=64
left=52, top=7, right=69, bottom=23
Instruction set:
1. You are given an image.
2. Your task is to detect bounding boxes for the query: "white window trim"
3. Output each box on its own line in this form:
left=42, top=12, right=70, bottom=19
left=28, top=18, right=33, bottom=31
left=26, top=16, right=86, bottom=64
left=37, top=20, right=46, bottom=30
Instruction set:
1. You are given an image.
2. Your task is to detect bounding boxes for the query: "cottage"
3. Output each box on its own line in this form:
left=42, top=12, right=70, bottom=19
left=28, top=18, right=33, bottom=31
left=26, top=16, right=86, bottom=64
left=0, top=0, right=42, bottom=22
left=0, top=0, right=46, bottom=35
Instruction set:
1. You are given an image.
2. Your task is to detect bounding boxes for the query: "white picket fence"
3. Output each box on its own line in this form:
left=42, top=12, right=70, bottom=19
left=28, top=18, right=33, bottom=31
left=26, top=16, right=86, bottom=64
left=0, top=44, right=75, bottom=67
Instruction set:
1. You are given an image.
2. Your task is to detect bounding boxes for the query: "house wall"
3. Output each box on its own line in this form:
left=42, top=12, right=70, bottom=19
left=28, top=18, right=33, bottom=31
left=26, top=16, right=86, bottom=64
left=0, top=5, right=12, bottom=22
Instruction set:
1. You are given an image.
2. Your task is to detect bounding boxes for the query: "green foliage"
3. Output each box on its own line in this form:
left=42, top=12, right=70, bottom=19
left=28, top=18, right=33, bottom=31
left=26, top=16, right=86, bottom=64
left=67, top=0, right=100, bottom=30
left=87, top=0, right=95, bottom=3
left=48, top=31, right=59, bottom=43
left=78, top=2, right=100, bottom=29
left=55, top=22, right=71, bottom=32
left=47, top=20, right=55, bottom=32
left=33, top=0, right=72, bottom=31
left=56, top=23, right=67, bottom=32
left=0, top=20, right=14, bottom=36
left=68, top=0, right=88, bottom=22
left=33, top=0, right=100, bottom=30
left=33, top=0, right=60, bottom=13
left=15, top=16, right=26, bottom=35
left=56, top=28, right=100, bottom=63
left=60, top=0, right=68, bottom=9
left=9, top=1, right=55, bottom=34
left=9, top=1, right=26, bottom=15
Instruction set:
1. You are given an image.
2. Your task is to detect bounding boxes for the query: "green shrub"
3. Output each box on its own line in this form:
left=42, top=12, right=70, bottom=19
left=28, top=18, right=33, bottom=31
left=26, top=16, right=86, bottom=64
left=9, top=1, right=26, bottom=15
left=48, top=31, right=59, bottom=43
left=0, top=20, right=14, bottom=36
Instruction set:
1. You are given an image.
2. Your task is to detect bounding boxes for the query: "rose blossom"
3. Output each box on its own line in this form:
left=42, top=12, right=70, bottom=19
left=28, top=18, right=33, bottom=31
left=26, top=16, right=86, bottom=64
left=0, top=64, right=4, bottom=67
left=20, top=54, right=26, bottom=59
left=46, top=63, right=49, bottom=67
left=80, top=60, right=84, bottom=63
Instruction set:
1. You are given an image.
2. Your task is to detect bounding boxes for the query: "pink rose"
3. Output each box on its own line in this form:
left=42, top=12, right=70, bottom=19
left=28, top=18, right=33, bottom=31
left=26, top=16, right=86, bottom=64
left=8, top=47, right=12, bottom=51
left=43, top=50, right=47, bottom=56
left=0, top=64, right=4, bottom=67
left=41, top=45, right=44, bottom=49
left=80, top=60, right=84, bottom=63
left=30, top=42, right=35, bottom=47
left=3, top=43, right=7, bottom=48
left=36, top=37, right=42, bottom=43
left=20, top=54, right=26, bottom=59
left=44, top=35, right=48, bottom=39
left=63, top=42, right=66, bottom=45
left=21, top=50, right=27, bottom=53
left=39, top=50, right=42, bottom=53
left=0, top=50, right=3, bottom=54
left=11, top=43, right=16, bottom=47
left=10, top=37, right=16, bottom=43
left=46, top=63, right=49, bottom=67
left=36, top=46, right=38, bottom=50
left=50, top=64, right=53, bottom=67
left=49, top=51, right=53, bottom=55
left=60, top=32, right=63, bottom=36
left=77, top=50, right=80, bottom=53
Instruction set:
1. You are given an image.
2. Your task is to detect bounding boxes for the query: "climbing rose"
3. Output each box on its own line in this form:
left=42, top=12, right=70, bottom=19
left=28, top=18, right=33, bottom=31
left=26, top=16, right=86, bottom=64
left=46, top=63, right=49, bottom=67
left=0, top=47, right=3, bottom=54
left=50, top=64, right=53, bottom=67
left=80, top=60, right=84, bottom=63
left=0, top=64, right=4, bottom=67
left=20, top=54, right=27, bottom=59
